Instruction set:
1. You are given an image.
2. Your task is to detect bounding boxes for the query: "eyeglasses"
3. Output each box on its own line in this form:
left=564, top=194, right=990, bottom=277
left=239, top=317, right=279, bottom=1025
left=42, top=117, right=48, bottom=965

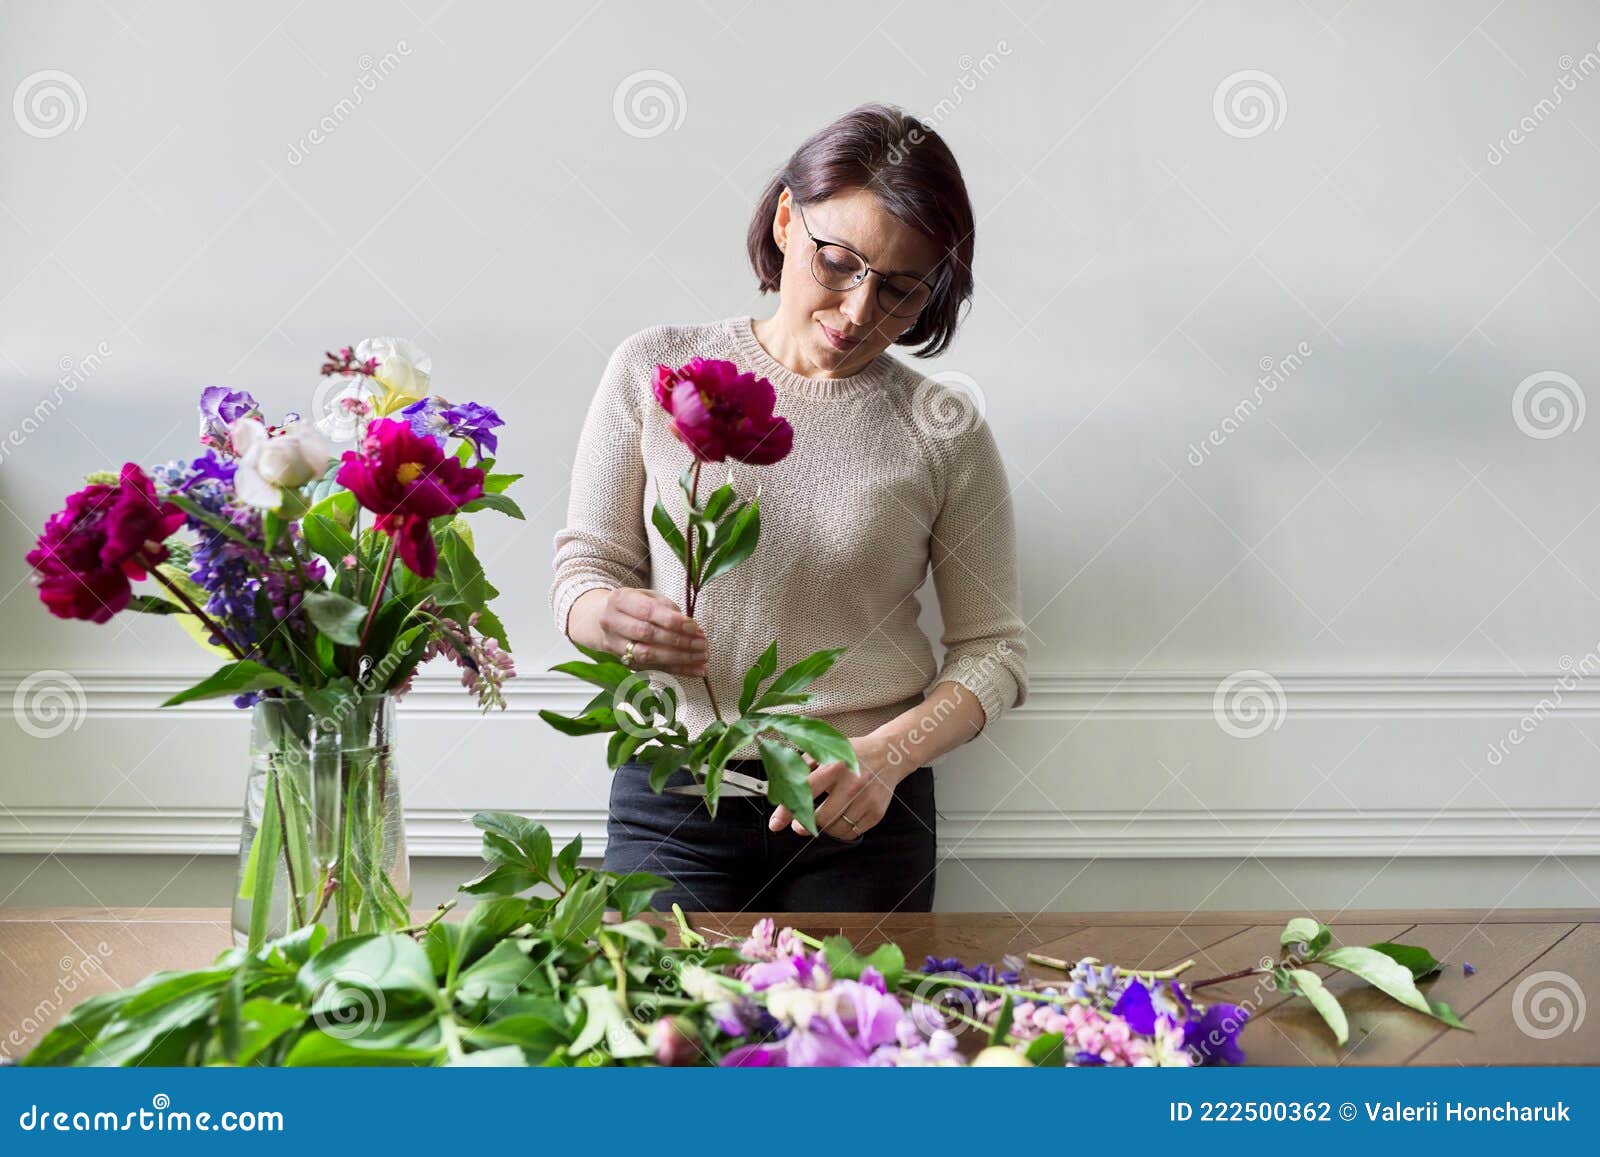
left=793, top=199, right=942, bottom=319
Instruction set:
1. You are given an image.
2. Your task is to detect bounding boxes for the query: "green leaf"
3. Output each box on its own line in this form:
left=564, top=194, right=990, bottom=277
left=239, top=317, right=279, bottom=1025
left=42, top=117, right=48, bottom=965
left=438, top=528, right=499, bottom=610
left=472, top=811, right=552, bottom=884
left=297, top=934, right=439, bottom=1012
left=1280, top=916, right=1331, bottom=958
left=739, top=641, right=778, bottom=715
left=1367, top=941, right=1443, bottom=981
left=607, top=872, right=670, bottom=920
left=283, top=1017, right=444, bottom=1066
left=550, top=658, right=631, bottom=691
left=1428, top=999, right=1470, bottom=1031
left=484, top=472, right=522, bottom=494
left=303, top=590, right=366, bottom=646
left=1285, top=968, right=1349, bottom=1045
left=702, top=481, right=737, bottom=524
left=127, top=594, right=183, bottom=614
left=549, top=876, right=606, bottom=949
left=750, top=713, right=858, bottom=773
left=1318, top=945, right=1434, bottom=1018
left=554, top=835, right=584, bottom=889
left=570, top=986, right=651, bottom=1058
left=1024, top=1031, right=1066, bottom=1066
left=749, top=646, right=847, bottom=712
left=651, top=498, right=687, bottom=566
left=459, top=492, right=525, bottom=519
left=758, top=738, right=818, bottom=834
left=455, top=941, right=538, bottom=1006
left=231, top=998, right=309, bottom=1065
left=539, top=706, right=618, bottom=737
left=820, top=935, right=905, bottom=990
left=161, top=661, right=293, bottom=707
left=699, top=499, right=759, bottom=587
left=302, top=511, right=358, bottom=568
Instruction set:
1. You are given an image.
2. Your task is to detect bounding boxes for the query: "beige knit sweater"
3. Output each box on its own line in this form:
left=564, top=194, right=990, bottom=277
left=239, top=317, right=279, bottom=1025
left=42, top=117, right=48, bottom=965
left=549, top=315, right=1028, bottom=761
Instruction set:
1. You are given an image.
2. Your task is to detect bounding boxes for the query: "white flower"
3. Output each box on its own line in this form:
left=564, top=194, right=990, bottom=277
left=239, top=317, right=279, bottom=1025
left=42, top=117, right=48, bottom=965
left=230, top=417, right=330, bottom=509
left=355, top=336, right=431, bottom=409
left=314, top=377, right=376, bottom=442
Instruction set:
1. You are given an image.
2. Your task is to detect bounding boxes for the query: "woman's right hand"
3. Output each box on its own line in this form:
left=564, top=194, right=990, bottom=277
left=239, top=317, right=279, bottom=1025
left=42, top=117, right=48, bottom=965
left=575, top=587, right=707, bottom=677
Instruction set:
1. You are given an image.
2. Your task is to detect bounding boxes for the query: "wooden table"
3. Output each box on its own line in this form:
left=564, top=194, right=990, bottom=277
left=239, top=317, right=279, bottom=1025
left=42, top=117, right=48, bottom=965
left=3, top=906, right=1595, bottom=1064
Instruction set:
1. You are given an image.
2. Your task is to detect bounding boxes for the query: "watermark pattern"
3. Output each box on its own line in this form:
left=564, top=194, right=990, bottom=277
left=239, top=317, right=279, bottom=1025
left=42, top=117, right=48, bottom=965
left=1485, top=647, right=1600, bottom=767
left=13, top=670, right=88, bottom=739
left=1512, top=370, right=1584, bottom=439
left=1212, top=670, right=1287, bottom=739
left=885, top=41, right=1013, bottom=165
left=1487, top=45, right=1600, bottom=165
left=612, top=669, right=685, bottom=739
left=1185, top=341, right=1313, bottom=467
left=0, top=341, right=112, bottom=467
left=1213, top=70, right=1287, bottom=138
left=911, top=370, right=987, bottom=441
left=612, top=70, right=686, bottom=139
left=2, top=942, right=113, bottom=1061
left=286, top=42, right=413, bottom=166
left=886, top=641, right=1013, bottom=769
left=1511, top=970, right=1586, bottom=1039
left=13, top=70, right=87, bottom=138
left=307, top=967, right=387, bottom=1040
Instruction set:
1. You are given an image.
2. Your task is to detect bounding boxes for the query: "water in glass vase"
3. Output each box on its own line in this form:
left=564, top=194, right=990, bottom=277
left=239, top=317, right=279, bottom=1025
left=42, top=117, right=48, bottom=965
left=233, top=691, right=412, bottom=949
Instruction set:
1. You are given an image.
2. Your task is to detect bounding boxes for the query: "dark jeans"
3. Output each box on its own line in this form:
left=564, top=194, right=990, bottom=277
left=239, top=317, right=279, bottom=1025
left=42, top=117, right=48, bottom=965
left=601, top=758, right=938, bottom=913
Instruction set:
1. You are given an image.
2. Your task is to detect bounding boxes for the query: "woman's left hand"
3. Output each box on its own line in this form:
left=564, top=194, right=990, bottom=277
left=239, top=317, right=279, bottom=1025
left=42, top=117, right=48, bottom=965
left=766, top=734, right=905, bottom=840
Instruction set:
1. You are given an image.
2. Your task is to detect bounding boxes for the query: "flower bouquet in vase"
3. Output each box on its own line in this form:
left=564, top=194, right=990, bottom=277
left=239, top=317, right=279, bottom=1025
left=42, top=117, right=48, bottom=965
left=24, top=337, right=523, bottom=950
left=542, top=357, right=856, bottom=832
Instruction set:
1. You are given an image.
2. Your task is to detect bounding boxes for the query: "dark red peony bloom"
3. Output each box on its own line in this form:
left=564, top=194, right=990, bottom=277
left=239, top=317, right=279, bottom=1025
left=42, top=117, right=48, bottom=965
left=652, top=358, right=793, bottom=466
left=27, top=463, right=186, bottom=623
left=335, top=418, right=484, bottom=577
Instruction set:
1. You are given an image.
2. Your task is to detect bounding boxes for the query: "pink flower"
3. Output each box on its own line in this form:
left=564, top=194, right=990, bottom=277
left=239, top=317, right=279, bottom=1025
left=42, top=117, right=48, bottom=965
left=334, top=418, right=483, bottom=577
left=26, top=464, right=185, bottom=623
left=652, top=358, right=793, bottom=465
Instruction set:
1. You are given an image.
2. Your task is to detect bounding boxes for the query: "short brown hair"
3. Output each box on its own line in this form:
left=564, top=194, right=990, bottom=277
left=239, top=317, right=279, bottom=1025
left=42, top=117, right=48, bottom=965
left=746, top=103, right=975, bottom=358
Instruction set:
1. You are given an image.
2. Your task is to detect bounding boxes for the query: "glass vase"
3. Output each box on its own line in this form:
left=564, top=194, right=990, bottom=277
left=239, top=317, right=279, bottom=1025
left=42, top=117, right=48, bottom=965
left=232, top=691, right=412, bottom=950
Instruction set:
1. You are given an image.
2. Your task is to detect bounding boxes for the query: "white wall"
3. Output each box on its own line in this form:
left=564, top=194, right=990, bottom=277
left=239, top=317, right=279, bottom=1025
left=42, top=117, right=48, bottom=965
left=3, top=0, right=1600, bottom=912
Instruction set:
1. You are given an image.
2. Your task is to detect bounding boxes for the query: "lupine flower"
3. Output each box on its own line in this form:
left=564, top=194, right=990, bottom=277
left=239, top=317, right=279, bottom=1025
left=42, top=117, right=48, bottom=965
left=419, top=611, right=515, bottom=710
left=1463, top=961, right=1476, bottom=976
left=335, top=418, right=484, bottom=577
left=652, top=358, right=793, bottom=465
left=27, top=464, right=186, bottom=622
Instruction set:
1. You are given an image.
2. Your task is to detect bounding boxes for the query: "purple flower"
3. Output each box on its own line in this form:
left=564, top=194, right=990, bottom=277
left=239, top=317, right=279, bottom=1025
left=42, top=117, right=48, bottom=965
left=198, top=387, right=261, bottom=452
left=1181, top=1002, right=1249, bottom=1066
left=1463, top=961, right=1476, bottom=976
left=399, top=397, right=504, bottom=463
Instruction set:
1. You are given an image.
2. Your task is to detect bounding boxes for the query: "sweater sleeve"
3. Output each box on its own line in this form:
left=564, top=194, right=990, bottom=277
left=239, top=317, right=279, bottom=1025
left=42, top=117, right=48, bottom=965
left=548, top=334, right=652, bottom=638
left=926, top=410, right=1029, bottom=734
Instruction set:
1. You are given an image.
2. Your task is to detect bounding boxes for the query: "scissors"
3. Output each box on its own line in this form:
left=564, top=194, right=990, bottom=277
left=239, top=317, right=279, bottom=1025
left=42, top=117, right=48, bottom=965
left=662, top=766, right=770, bottom=797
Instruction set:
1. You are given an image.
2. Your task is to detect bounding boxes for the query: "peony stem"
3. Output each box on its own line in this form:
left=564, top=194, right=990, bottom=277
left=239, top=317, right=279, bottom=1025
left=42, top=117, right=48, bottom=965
left=358, top=537, right=398, bottom=655
left=140, top=555, right=248, bottom=662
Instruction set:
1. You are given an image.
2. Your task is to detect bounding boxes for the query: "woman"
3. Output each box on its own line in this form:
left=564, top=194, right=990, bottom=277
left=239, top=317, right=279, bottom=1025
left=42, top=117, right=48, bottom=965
left=549, top=102, right=1028, bottom=914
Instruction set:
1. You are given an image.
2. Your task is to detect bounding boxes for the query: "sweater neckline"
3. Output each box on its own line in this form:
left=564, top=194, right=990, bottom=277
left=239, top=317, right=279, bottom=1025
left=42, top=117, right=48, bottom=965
left=729, top=315, right=895, bottom=399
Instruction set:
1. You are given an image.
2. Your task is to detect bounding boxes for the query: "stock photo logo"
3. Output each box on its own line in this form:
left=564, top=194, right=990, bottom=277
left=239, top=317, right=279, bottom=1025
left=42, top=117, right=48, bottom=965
left=912, top=370, right=987, bottom=440
left=12, top=670, right=87, bottom=739
left=1511, top=970, right=1586, bottom=1041
left=1212, top=70, right=1287, bottom=139
left=12, top=69, right=86, bottom=138
left=612, top=70, right=687, bottom=139
left=1212, top=670, right=1287, bottom=739
left=1512, top=370, right=1584, bottom=439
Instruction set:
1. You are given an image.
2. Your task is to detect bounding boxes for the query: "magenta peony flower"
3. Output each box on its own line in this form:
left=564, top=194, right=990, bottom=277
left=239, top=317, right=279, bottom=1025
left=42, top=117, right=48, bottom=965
left=652, top=358, right=793, bottom=465
left=335, top=418, right=484, bottom=577
left=27, top=463, right=186, bottom=623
